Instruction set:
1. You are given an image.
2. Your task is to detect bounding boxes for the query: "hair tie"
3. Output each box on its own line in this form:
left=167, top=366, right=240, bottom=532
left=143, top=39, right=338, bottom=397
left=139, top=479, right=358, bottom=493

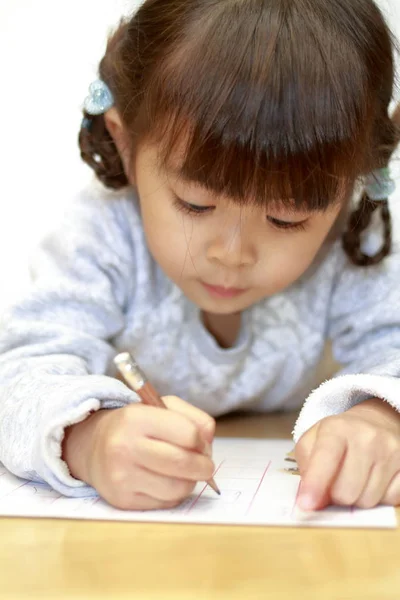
left=365, top=167, right=395, bottom=201
left=83, top=80, right=114, bottom=116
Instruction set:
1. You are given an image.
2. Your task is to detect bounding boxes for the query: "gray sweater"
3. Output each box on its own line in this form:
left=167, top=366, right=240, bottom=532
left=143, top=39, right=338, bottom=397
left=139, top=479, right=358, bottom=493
left=1, top=182, right=400, bottom=498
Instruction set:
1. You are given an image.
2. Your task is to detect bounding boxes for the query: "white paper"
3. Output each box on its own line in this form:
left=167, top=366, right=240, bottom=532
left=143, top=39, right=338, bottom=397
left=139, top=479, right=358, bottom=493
left=0, top=439, right=396, bottom=528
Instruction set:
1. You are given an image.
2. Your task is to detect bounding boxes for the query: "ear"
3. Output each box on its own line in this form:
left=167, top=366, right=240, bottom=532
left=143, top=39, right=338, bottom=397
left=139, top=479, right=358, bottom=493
left=104, top=108, right=132, bottom=178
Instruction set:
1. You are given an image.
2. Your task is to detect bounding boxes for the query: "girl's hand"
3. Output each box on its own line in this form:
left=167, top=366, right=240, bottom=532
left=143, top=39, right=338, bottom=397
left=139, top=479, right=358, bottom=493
left=63, top=396, right=216, bottom=510
left=295, top=399, right=400, bottom=511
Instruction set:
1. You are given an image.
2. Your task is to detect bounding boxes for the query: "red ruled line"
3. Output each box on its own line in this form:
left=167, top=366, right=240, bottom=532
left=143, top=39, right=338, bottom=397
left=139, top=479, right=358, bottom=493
left=186, top=460, right=225, bottom=514
left=245, top=461, right=272, bottom=516
left=291, top=481, right=302, bottom=518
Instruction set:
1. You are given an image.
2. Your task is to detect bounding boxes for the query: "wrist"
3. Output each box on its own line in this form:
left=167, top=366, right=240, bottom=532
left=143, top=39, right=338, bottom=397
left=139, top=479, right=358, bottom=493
left=62, top=410, right=109, bottom=484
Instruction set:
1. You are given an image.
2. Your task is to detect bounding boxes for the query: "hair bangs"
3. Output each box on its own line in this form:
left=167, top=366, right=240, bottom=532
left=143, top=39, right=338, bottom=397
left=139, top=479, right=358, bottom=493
left=152, top=118, right=361, bottom=212
left=136, top=0, right=380, bottom=211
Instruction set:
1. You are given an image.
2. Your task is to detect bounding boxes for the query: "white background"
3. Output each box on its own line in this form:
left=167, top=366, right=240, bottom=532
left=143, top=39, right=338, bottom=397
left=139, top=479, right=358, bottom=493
left=0, top=0, right=399, bottom=309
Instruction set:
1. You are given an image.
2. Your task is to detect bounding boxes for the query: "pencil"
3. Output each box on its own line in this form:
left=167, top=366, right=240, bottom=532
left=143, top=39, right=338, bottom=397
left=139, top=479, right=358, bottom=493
left=114, top=352, right=221, bottom=496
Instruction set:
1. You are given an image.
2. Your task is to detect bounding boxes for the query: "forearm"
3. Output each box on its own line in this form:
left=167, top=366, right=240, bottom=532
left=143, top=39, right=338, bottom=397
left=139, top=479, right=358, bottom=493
left=0, top=294, right=132, bottom=491
left=0, top=361, right=136, bottom=495
left=293, top=361, right=400, bottom=443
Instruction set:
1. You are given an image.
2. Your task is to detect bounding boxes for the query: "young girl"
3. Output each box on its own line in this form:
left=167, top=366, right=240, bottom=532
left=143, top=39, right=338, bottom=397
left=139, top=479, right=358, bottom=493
left=1, top=0, right=400, bottom=513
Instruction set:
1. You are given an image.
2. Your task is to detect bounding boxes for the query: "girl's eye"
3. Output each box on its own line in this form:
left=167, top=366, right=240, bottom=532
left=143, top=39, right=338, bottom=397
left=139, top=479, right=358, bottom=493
left=267, top=216, right=308, bottom=231
left=173, top=196, right=215, bottom=216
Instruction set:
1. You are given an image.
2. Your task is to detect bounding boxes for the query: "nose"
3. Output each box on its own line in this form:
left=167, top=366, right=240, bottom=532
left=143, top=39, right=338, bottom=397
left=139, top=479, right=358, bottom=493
left=207, top=222, right=257, bottom=268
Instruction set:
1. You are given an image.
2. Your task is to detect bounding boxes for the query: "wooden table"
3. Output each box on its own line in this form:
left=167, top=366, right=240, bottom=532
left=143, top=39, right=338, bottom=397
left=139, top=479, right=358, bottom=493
left=0, top=412, right=399, bottom=600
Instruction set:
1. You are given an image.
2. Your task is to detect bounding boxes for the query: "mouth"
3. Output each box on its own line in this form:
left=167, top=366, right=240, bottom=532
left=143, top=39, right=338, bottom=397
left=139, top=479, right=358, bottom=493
left=201, top=282, right=248, bottom=299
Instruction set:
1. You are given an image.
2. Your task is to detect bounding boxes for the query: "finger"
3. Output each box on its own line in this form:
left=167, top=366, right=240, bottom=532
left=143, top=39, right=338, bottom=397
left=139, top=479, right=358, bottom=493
left=356, top=463, right=391, bottom=508
left=297, top=434, right=347, bottom=511
left=106, top=490, right=182, bottom=512
left=383, top=471, right=400, bottom=506
left=295, top=425, right=319, bottom=475
left=134, top=437, right=216, bottom=481
left=104, top=461, right=196, bottom=505
left=128, top=493, right=181, bottom=512
left=329, top=447, right=373, bottom=507
left=356, top=442, right=400, bottom=509
left=133, top=465, right=197, bottom=503
left=162, top=396, right=216, bottom=443
left=127, top=404, right=206, bottom=453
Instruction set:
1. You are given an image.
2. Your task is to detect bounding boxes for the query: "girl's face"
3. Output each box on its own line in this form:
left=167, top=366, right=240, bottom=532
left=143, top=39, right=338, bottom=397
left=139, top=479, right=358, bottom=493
left=133, top=143, right=342, bottom=315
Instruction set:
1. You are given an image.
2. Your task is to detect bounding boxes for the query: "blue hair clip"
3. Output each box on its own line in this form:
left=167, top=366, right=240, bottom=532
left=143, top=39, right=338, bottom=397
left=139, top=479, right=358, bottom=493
left=365, top=167, right=396, bottom=201
left=83, top=80, right=114, bottom=116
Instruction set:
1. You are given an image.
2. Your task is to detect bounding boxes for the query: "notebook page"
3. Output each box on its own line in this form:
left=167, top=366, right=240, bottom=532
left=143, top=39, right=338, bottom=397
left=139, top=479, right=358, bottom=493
left=0, top=439, right=396, bottom=528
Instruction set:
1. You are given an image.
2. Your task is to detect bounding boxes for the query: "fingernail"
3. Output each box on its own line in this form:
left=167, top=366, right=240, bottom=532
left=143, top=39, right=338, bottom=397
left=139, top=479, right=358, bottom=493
left=297, top=493, right=316, bottom=511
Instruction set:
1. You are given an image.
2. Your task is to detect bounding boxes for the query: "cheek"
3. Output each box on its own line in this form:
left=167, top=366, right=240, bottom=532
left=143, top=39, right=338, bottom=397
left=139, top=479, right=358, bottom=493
left=263, top=234, right=327, bottom=288
left=140, top=206, right=202, bottom=270
left=268, top=255, right=308, bottom=289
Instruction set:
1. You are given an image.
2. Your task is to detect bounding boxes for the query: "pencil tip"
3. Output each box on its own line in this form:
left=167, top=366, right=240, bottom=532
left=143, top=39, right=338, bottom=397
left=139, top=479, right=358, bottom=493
left=207, top=478, right=221, bottom=495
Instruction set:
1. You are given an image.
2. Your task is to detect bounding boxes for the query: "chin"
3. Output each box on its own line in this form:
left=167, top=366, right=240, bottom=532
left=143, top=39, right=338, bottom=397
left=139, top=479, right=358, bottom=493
left=198, top=296, right=253, bottom=315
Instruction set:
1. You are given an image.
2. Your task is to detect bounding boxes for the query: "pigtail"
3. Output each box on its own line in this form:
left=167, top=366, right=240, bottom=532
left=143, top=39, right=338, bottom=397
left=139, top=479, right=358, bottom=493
left=79, top=112, right=127, bottom=190
left=342, top=194, right=392, bottom=266
left=78, top=20, right=130, bottom=190
left=342, top=104, right=400, bottom=267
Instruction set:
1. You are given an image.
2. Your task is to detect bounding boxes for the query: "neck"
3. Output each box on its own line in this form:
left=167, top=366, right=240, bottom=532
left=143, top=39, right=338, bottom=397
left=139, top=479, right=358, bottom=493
left=202, top=311, right=242, bottom=349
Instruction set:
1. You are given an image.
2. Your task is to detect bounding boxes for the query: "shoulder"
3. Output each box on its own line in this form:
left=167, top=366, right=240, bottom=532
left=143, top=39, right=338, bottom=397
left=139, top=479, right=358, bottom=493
left=69, top=180, right=141, bottom=236
left=327, top=195, right=400, bottom=320
left=51, top=181, right=144, bottom=261
left=31, top=182, right=148, bottom=289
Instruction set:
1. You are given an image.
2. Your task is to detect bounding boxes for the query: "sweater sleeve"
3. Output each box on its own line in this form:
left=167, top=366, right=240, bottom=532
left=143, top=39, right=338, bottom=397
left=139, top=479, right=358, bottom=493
left=293, top=199, right=400, bottom=442
left=0, top=189, right=139, bottom=496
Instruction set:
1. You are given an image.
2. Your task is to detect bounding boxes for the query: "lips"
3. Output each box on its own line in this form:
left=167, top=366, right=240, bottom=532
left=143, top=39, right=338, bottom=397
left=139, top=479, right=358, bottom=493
left=202, top=282, right=247, bottom=299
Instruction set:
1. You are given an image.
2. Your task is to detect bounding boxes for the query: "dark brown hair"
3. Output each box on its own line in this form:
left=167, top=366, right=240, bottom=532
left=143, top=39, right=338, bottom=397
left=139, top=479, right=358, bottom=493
left=79, top=0, right=400, bottom=266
